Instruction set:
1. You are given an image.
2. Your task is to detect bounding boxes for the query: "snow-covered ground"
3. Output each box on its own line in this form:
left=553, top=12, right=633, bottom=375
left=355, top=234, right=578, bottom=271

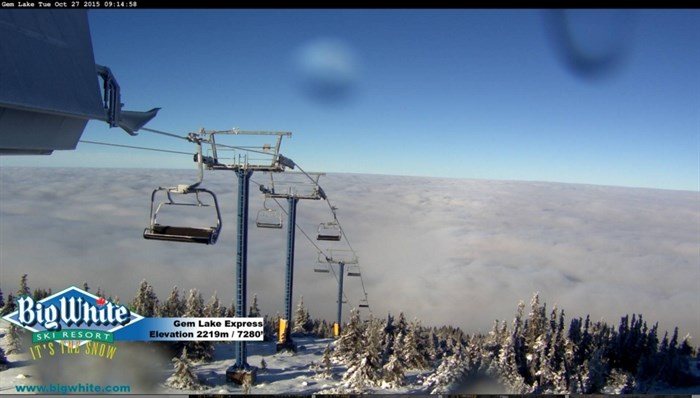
left=0, top=319, right=433, bottom=395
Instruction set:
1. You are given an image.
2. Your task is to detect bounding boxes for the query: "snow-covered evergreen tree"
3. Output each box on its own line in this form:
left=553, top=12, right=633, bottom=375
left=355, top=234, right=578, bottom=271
left=160, top=286, right=185, bottom=318
left=226, top=299, right=236, bottom=318
left=292, top=296, right=311, bottom=335
left=183, top=288, right=213, bottom=361
left=400, top=319, right=430, bottom=370
left=0, top=293, right=15, bottom=316
left=131, top=279, right=159, bottom=317
left=203, top=292, right=222, bottom=318
left=314, top=343, right=335, bottom=380
left=17, top=274, right=30, bottom=297
left=602, top=368, right=635, bottom=394
left=579, top=345, right=608, bottom=393
left=497, top=301, right=530, bottom=393
left=32, top=288, right=50, bottom=301
left=5, top=324, right=24, bottom=355
left=166, top=347, right=202, bottom=390
left=381, top=352, right=405, bottom=388
left=343, top=316, right=383, bottom=391
left=0, top=346, right=9, bottom=371
left=248, top=294, right=261, bottom=317
left=314, top=319, right=331, bottom=338
left=422, top=343, right=467, bottom=394
left=334, top=308, right=363, bottom=363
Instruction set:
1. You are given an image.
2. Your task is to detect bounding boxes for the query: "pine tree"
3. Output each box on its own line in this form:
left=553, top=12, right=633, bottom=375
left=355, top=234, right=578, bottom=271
left=381, top=352, right=405, bottom=388
left=0, top=288, right=5, bottom=309
left=497, top=301, right=530, bottom=393
left=32, top=288, right=49, bottom=301
left=203, top=292, right=222, bottom=318
left=0, top=293, right=15, bottom=316
left=292, top=296, right=311, bottom=335
left=315, top=319, right=331, bottom=338
left=315, top=343, right=335, bottom=380
left=17, top=274, right=30, bottom=297
left=226, top=299, right=236, bottom=318
left=166, top=347, right=202, bottom=390
left=161, top=286, right=185, bottom=318
left=400, top=319, right=429, bottom=370
left=380, top=314, right=396, bottom=364
left=248, top=294, right=261, bottom=317
left=580, top=345, right=608, bottom=393
left=131, top=280, right=159, bottom=317
left=0, top=345, right=9, bottom=371
left=5, top=324, right=24, bottom=355
left=343, top=316, right=383, bottom=391
left=334, top=308, right=363, bottom=363
left=183, top=288, right=213, bottom=361
left=422, top=343, right=467, bottom=394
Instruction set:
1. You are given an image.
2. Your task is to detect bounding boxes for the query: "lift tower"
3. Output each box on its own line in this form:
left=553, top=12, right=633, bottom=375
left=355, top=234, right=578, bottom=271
left=197, top=128, right=294, bottom=385
left=258, top=172, right=325, bottom=352
left=317, top=249, right=359, bottom=336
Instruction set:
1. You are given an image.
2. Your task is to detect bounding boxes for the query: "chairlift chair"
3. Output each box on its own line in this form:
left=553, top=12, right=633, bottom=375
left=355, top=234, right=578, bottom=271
left=313, top=262, right=331, bottom=273
left=347, top=265, right=361, bottom=277
left=143, top=186, right=222, bottom=245
left=143, top=137, right=222, bottom=245
left=317, top=221, right=341, bottom=241
left=359, top=298, right=370, bottom=308
left=256, top=198, right=283, bottom=229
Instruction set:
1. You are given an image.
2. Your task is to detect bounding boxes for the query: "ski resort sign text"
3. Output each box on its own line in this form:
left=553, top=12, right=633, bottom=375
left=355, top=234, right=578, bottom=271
left=2, top=286, right=144, bottom=361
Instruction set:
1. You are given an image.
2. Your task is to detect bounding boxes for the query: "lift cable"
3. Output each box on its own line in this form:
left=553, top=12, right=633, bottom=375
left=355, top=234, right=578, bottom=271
left=79, top=139, right=193, bottom=156
left=282, top=164, right=370, bottom=311
left=294, top=163, right=356, bottom=255
left=140, top=126, right=191, bottom=141
left=252, top=170, right=370, bottom=312
left=82, top=129, right=370, bottom=311
left=250, top=177, right=353, bottom=307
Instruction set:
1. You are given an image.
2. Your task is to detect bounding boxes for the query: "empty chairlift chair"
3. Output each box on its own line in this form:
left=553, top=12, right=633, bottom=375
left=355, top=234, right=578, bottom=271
left=314, top=262, right=331, bottom=273
left=143, top=135, right=222, bottom=245
left=317, top=221, right=341, bottom=241
left=143, top=185, right=222, bottom=245
left=256, top=199, right=283, bottom=229
left=347, top=265, right=361, bottom=277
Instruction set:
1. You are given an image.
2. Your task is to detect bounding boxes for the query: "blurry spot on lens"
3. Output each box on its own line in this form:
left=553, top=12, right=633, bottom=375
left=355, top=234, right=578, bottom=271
left=293, top=37, right=360, bottom=105
left=546, top=9, right=635, bottom=80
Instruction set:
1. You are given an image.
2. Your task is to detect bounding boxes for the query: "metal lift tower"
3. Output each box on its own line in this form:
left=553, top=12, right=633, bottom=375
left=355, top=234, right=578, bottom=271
left=317, top=249, right=359, bottom=336
left=258, top=172, right=325, bottom=352
left=196, top=129, right=294, bottom=385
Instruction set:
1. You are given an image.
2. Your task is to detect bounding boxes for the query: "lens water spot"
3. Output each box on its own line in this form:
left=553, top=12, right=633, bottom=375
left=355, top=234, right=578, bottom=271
left=546, top=9, right=635, bottom=80
left=293, top=37, right=360, bottom=105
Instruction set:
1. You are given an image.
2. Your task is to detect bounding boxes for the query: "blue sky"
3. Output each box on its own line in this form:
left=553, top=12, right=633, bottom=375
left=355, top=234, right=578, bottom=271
left=3, top=9, right=699, bottom=191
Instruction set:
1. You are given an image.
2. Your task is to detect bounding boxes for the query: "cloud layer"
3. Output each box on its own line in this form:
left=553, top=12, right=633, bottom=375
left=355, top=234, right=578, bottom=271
left=1, top=168, right=698, bottom=339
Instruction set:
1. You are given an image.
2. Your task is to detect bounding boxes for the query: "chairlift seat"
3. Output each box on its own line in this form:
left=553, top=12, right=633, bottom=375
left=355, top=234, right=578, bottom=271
left=317, top=222, right=341, bottom=241
left=256, top=209, right=283, bottom=229
left=316, top=221, right=340, bottom=242
left=144, top=224, right=218, bottom=245
left=347, top=265, right=361, bottom=277
left=317, top=233, right=341, bottom=241
left=314, top=266, right=330, bottom=273
left=144, top=186, right=222, bottom=245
